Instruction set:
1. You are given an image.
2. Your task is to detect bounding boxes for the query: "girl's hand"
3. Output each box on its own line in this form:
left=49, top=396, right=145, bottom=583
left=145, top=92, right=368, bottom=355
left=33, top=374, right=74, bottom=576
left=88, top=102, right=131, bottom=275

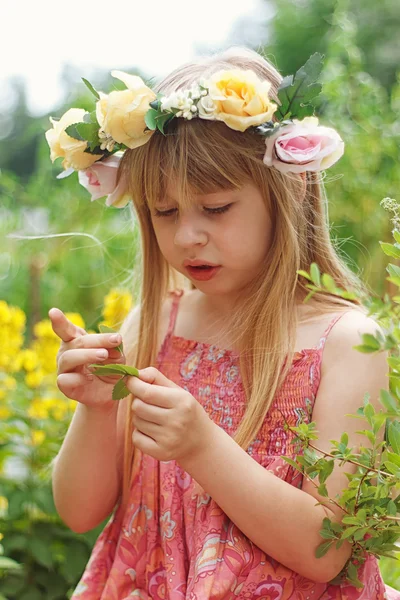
left=127, top=367, right=216, bottom=463
left=49, top=307, right=126, bottom=412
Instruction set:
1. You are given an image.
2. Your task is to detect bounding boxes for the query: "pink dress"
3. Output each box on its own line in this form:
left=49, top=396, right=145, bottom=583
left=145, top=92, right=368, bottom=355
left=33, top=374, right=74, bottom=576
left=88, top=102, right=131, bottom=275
left=72, top=289, right=399, bottom=600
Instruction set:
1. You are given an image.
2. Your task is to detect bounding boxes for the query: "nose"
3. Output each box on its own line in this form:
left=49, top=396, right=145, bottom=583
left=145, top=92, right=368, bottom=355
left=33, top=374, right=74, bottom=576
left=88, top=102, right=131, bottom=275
left=173, top=214, right=208, bottom=248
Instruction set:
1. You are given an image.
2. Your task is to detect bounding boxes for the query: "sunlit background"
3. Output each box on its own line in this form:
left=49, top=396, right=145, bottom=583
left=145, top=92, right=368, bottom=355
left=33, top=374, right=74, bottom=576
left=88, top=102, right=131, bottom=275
left=0, top=0, right=399, bottom=597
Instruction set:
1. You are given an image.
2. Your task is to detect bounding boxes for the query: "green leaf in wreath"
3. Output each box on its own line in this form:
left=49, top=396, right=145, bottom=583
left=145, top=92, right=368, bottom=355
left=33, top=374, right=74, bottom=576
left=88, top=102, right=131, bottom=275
left=82, top=77, right=100, bottom=100
left=145, top=108, right=159, bottom=130
left=65, top=123, right=86, bottom=141
left=276, top=53, right=324, bottom=121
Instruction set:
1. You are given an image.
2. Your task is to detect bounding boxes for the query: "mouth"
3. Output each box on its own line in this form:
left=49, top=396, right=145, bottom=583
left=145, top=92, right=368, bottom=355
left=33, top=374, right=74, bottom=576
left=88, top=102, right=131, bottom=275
left=185, top=265, right=221, bottom=281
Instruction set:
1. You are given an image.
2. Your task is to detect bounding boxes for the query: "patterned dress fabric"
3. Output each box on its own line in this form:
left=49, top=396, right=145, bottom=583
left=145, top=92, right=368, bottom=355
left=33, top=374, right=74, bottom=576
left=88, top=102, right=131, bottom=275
left=72, top=289, right=399, bottom=600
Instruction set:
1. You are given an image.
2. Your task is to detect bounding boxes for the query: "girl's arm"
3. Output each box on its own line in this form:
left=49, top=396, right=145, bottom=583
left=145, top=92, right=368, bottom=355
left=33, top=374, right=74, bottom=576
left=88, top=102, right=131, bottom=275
left=52, top=305, right=141, bottom=533
left=179, top=310, right=388, bottom=583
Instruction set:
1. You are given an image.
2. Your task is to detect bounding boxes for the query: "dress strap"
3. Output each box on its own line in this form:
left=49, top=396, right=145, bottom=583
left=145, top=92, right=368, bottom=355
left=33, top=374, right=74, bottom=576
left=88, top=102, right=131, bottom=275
left=166, top=289, right=184, bottom=336
left=315, top=310, right=352, bottom=351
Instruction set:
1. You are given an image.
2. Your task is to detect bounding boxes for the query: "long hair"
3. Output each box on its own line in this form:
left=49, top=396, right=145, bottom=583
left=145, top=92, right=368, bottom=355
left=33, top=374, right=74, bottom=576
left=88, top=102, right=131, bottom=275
left=117, top=46, right=366, bottom=510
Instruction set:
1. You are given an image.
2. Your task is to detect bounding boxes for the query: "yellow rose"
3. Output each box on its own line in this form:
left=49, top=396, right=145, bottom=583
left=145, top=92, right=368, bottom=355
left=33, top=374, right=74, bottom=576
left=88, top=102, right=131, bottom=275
left=96, top=71, right=156, bottom=149
left=45, top=108, right=103, bottom=170
left=208, top=69, right=278, bottom=132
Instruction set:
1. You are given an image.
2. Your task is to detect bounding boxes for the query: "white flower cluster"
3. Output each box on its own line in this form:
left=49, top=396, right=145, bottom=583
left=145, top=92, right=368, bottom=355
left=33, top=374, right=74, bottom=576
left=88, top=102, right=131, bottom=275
left=160, top=83, right=216, bottom=121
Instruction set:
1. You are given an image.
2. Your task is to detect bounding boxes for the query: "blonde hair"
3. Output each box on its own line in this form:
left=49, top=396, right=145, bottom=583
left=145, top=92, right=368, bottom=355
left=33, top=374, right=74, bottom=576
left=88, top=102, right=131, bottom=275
left=118, top=46, right=366, bottom=510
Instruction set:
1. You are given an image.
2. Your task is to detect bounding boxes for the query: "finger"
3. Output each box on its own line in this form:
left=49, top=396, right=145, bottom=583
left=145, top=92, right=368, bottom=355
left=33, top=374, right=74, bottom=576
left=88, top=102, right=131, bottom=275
left=131, top=397, right=167, bottom=425
left=138, top=367, right=180, bottom=389
left=57, top=372, right=93, bottom=397
left=69, top=333, right=123, bottom=351
left=49, top=307, right=87, bottom=343
left=126, top=376, right=176, bottom=408
left=133, top=416, right=161, bottom=438
left=58, top=348, right=120, bottom=374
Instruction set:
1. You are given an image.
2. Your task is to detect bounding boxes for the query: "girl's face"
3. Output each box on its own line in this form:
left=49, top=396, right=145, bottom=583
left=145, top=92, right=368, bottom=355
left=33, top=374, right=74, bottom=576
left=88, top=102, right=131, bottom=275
left=150, top=182, right=272, bottom=295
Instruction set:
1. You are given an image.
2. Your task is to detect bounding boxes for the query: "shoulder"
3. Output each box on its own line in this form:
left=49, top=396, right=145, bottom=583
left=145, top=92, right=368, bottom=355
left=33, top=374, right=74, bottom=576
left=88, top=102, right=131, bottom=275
left=317, top=307, right=388, bottom=412
left=323, top=308, right=385, bottom=369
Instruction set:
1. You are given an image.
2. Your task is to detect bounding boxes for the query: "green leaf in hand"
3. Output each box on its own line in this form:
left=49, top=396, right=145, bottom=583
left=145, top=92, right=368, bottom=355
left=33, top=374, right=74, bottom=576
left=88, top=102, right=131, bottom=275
left=112, top=377, right=130, bottom=400
left=89, top=363, right=140, bottom=400
left=89, top=363, right=139, bottom=377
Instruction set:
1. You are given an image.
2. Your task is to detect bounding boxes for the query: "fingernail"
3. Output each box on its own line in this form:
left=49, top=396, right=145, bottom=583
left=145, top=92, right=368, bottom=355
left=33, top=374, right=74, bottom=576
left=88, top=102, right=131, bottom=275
left=96, top=349, right=108, bottom=358
left=109, top=334, right=121, bottom=344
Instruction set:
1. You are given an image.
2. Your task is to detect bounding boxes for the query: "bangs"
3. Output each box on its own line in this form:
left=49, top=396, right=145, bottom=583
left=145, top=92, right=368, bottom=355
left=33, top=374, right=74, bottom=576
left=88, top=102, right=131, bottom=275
left=121, top=118, right=269, bottom=212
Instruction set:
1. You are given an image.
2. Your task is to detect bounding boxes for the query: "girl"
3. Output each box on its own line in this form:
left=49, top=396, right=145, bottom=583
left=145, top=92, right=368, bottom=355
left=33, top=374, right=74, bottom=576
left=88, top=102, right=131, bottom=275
left=48, top=47, right=399, bottom=598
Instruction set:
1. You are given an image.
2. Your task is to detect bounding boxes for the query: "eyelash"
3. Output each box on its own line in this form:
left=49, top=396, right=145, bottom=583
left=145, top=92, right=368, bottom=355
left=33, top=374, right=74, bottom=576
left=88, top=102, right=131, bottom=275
left=154, top=204, right=232, bottom=218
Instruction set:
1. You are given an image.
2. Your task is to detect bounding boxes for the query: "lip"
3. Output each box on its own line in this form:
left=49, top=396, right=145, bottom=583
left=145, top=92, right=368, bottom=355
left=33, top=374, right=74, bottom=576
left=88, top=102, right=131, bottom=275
left=185, top=265, right=221, bottom=281
left=183, top=259, right=220, bottom=267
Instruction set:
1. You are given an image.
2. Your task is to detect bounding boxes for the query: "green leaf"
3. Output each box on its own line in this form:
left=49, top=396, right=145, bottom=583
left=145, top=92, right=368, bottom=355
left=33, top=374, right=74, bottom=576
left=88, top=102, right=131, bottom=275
left=75, top=121, right=101, bottom=145
left=360, top=333, right=380, bottom=350
left=393, top=229, right=400, bottom=244
left=277, top=53, right=324, bottom=121
left=353, top=344, right=380, bottom=354
left=317, top=482, right=328, bottom=496
left=297, top=269, right=312, bottom=281
left=341, top=525, right=360, bottom=539
left=380, top=389, right=398, bottom=412
left=89, top=363, right=139, bottom=377
left=310, top=263, right=321, bottom=287
left=0, top=557, right=21, bottom=569
left=340, top=432, right=349, bottom=447
left=315, top=540, right=333, bottom=558
left=387, top=263, right=400, bottom=279
left=82, top=77, right=100, bottom=99
left=387, top=500, right=397, bottom=516
left=380, top=242, right=400, bottom=259
left=144, top=108, right=158, bottom=130
left=28, top=537, right=54, bottom=568
left=321, top=273, right=337, bottom=293
left=347, top=562, right=363, bottom=588
left=112, top=377, right=130, bottom=400
left=65, top=122, right=86, bottom=141
left=388, top=420, right=400, bottom=453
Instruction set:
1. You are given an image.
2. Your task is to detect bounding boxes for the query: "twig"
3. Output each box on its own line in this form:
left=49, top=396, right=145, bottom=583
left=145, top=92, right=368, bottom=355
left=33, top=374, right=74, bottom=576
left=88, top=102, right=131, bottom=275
left=307, top=442, right=392, bottom=478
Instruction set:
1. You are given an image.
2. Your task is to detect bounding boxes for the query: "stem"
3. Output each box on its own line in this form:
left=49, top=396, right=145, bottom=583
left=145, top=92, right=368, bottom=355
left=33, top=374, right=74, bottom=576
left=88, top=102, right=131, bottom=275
left=301, top=469, right=351, bottom=515
left=307, top=442, right=392, bottom=478
left=354, top=469, right=370, bottom=512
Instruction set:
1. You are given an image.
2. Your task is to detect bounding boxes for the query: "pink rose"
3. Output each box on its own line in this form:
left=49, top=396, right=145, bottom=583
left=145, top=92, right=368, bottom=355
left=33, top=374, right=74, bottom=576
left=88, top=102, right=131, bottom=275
left=78, top=154, right=130, bottom=208
left=263, top=116, right=344, bottom=173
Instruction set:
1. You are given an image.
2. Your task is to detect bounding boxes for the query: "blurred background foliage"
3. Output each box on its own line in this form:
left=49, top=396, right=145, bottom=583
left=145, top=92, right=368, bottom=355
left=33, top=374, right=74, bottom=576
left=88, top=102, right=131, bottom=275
left=1, top=0, right=399, bottom=594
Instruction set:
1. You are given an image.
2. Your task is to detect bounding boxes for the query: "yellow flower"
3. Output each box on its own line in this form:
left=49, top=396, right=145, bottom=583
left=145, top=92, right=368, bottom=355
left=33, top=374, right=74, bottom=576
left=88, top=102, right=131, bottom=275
left=0, top=407, right=11, bottom=419
left=96, top=71, right=156, bottom=149
left=0, top=301, right=11, bottom=324
left=8, top=306, right=26, bottom=331
left=33, top=319, right=57, bottom=339
left=65, top=313, right=85, bottom=331
left=208, top=69, right=278, bottom=132
left=25, top=370, right=45, bottom=389
left=45, top=108, right=103, bottom=171
left=101, top=288, right=132, bottom=329
left=31, top=430, right=45, bottom=446
left=28, top=398, right=49, bottom=420
left=20, top=349, right=39, bottom=372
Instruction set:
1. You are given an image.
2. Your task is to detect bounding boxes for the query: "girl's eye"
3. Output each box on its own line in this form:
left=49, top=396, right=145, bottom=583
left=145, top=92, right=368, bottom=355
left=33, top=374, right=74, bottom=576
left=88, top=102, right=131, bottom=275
left=154, top=204, right=232, bottom=217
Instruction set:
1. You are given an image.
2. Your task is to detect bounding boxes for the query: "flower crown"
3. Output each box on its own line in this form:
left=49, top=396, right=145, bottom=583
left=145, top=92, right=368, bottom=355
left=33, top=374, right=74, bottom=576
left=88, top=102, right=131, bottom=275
left=45, top=53, right=344, bottom=208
